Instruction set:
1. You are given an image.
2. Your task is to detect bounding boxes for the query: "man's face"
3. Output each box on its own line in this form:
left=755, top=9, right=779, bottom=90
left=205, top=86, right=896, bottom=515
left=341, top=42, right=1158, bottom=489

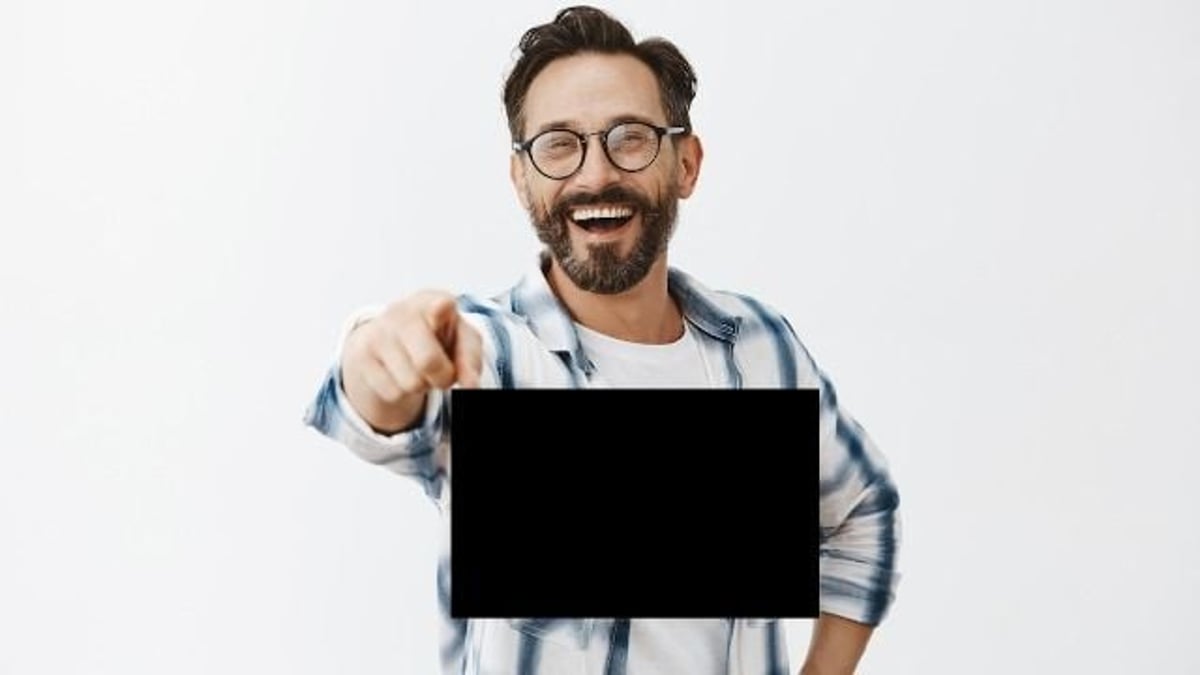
left=511, top=52, right=701, bottom=294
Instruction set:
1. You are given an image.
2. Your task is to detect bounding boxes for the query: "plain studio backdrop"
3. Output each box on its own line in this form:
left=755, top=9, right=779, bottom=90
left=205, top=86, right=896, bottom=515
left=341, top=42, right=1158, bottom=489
left=2, top=0, right=1197, bottom=673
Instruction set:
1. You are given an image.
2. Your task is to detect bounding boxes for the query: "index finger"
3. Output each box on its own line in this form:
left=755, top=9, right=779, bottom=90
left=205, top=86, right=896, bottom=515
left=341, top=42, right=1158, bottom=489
left=421, top=293, right=461, bottom=346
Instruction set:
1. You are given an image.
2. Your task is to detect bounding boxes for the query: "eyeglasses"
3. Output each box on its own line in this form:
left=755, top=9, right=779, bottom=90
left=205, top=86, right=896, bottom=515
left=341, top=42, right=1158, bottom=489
left=513, top=121, right=688, bottom=180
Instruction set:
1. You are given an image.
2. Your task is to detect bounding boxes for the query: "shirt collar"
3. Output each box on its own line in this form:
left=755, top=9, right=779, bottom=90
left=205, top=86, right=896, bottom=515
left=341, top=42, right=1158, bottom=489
left=508, top=252, right=743, bottom=370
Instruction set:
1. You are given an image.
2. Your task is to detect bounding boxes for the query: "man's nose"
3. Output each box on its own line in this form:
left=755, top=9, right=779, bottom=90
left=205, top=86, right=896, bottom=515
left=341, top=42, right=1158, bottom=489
left=572, top=134, right=622, bottom=189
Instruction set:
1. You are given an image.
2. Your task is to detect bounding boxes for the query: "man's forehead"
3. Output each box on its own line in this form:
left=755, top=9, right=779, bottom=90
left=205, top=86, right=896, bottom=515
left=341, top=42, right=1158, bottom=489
left=521, top=52, right=667, bottom=133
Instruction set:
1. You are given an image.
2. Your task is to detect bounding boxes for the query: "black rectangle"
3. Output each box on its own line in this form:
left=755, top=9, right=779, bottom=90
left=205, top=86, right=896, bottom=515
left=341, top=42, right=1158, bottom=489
left=450, top=388, right=819, bottom=619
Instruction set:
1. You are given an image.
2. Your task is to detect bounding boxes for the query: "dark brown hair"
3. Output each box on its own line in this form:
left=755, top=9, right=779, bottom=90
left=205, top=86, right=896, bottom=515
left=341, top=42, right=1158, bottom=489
left=502, top=6, right=698, bottom=142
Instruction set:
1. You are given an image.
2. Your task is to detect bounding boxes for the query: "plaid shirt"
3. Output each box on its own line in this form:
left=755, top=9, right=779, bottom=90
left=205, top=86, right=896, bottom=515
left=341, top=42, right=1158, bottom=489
left=304, top=257, right=902, bottom=674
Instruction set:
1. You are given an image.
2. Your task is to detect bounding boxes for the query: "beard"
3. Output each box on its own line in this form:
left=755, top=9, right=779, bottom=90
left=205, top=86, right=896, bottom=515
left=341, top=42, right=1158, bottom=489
left=526, top=182, right=679, bottom=295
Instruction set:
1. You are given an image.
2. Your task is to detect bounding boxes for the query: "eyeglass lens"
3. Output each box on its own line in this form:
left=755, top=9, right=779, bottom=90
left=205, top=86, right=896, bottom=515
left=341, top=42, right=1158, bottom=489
left=529, top=123, right=661, bottom=178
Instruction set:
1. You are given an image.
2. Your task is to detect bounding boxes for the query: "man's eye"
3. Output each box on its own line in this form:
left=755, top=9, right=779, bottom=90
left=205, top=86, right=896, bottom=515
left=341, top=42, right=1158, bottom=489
left=613, top=131, right=651, bottom=149
left=537, top=136, right=579, bottom=157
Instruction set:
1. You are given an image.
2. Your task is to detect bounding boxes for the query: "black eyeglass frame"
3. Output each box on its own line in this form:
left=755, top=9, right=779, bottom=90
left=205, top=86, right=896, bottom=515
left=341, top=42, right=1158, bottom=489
left=512, top=122, right=689, bottom=180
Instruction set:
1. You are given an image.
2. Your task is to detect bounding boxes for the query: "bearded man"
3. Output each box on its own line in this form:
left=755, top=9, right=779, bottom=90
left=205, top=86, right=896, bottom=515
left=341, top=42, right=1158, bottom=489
left=305, top=6, right=902, bottom=674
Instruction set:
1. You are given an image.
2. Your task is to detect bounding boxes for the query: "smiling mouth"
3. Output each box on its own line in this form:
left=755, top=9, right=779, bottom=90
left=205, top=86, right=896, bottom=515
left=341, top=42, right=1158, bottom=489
left=568, top=204, right=636, bottom=233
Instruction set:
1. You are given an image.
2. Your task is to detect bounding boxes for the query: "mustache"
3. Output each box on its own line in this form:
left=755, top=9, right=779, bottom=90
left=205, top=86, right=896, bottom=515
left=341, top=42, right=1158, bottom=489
left=549, top=185, right=659, bottom=224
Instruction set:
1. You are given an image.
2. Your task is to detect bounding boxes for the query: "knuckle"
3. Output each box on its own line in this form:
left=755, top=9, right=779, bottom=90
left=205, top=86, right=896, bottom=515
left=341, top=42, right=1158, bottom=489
left=364, top=367, right=402, bottom=403
left=390, top=363, right=425, bottom=395
left=428, top=371, right=455, bottom=390
left=411, top=349, right=449, bottom=377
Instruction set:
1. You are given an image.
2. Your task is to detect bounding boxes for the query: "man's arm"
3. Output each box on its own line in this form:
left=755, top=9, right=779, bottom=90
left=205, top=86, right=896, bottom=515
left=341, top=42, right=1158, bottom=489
left=776, top=316, right=901, bottom=672
left=302, top=292, right=486, bottom=501
left=799, top=612, right=874, bottom=675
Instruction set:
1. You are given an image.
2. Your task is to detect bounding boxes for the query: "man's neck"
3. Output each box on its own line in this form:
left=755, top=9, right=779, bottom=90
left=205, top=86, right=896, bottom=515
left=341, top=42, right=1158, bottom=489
left=545, top=255, right=683, bottom=345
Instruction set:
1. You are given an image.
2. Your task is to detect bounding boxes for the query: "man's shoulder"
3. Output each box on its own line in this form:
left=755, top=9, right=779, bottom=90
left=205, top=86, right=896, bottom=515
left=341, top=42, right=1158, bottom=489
left=669, top=267, right=800, bottom=338
left=452, top=289, right=534, bottom=333
left=451, top=261, right=561, bottom=329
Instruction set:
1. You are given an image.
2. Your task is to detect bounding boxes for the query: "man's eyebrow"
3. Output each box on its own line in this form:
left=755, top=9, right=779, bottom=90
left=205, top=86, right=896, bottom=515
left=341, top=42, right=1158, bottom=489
left=529, top=114, right=665, bottom=137
left=531, top=120, right=576, bottom=136
left=608, top=114, right=661, bottom=127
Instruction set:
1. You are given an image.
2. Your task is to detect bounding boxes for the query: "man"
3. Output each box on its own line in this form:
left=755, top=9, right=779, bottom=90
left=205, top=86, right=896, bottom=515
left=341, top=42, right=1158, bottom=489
left=304, top=6, right=901, bottom=674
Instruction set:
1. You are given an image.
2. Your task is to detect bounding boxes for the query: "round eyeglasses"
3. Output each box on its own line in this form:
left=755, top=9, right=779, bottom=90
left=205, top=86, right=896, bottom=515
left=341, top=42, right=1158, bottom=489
left=513, top=121, right=688, bottom=180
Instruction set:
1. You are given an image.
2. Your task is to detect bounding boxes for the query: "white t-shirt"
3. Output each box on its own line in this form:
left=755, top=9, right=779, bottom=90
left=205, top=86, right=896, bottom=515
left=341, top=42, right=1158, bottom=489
left=571, top=319, right=728, bottom=675
left=573, top=319, right=712, bottom=389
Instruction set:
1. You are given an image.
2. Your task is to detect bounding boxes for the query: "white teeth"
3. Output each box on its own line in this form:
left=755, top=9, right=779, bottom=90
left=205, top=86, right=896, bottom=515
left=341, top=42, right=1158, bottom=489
left=571, top=205, right=634, bottom=221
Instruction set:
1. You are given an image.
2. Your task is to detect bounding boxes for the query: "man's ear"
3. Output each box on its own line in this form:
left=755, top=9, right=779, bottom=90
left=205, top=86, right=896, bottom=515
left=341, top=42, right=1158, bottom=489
left=510, top=153, right=532, bottom=211
left=674, top=134, right=704, bottom=199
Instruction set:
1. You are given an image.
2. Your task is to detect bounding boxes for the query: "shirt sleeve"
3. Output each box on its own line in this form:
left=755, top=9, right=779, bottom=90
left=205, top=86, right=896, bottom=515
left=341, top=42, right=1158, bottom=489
left=810, top=364, right=902, bottom=627
left=776, top=313, right=901, bottom=627
left=303, top=361, right=450, bottom=501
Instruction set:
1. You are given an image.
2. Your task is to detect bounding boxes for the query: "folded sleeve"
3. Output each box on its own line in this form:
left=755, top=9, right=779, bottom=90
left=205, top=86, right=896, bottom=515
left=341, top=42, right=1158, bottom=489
left=810, top=366, right=902, bottom=626
left=303, top=361, right=450, bottom=501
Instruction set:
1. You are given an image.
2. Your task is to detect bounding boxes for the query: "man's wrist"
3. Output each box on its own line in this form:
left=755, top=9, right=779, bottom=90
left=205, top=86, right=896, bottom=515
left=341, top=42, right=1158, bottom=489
left=799, top=612, right=874, bottom=675
left=800, top=663, right=853, bottom=675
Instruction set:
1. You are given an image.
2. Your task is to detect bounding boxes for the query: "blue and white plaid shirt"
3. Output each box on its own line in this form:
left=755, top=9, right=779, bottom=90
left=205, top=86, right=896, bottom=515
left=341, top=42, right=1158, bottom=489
left=304, top=256, right=901, bottom=675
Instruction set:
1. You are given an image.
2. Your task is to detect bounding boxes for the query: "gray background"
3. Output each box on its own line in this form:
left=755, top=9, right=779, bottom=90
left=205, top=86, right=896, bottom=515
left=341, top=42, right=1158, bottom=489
left=2, top=0, right=1197, bottom=673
